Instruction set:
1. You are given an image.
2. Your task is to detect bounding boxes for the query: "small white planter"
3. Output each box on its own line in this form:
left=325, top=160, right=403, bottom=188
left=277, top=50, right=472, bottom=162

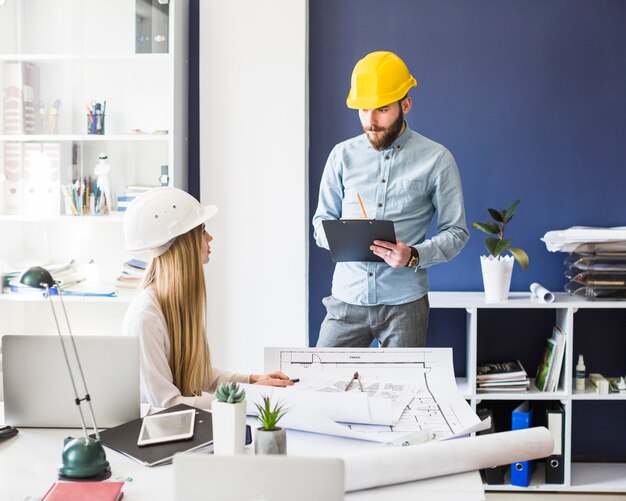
left=480, top=255, right=514, bottom=302
left=211, top=400, right=247, bottom=455
left=254, top=427, right=287, bottom=455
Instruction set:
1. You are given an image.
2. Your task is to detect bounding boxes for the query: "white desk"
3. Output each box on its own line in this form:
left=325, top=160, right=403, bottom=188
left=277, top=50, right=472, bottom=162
left=0, top=405, right=485, bottom=500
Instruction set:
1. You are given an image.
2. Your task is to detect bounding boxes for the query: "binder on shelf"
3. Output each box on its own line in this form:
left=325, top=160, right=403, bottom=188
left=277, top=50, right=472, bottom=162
left=545, top=403, right=565, bottom=484
left=476, top=408, right=505, bottom=485
left=510, top=401, right=535, bottom=487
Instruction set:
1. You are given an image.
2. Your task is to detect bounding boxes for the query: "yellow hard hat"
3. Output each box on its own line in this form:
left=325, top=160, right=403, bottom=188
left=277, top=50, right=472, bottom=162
left=346, top=51, right=418, bottom=110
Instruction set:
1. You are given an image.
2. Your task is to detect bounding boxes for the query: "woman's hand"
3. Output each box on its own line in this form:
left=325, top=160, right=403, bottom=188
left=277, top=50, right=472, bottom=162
left=250, top=371, right=294, bottom=387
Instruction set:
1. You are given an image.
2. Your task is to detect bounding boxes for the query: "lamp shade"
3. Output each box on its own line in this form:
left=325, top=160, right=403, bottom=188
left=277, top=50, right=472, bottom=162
left=19, top=266, right=55, bottom=289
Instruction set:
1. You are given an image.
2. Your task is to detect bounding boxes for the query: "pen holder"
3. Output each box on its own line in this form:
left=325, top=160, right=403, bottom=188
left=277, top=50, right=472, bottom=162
left=87, top=113, right=105, bottom=135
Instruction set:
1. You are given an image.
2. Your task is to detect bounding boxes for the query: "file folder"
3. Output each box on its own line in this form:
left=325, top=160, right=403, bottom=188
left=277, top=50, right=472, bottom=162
left=510, top=401, right=535, bottom=487
left=545, top=403, right=565, bottom=484
left=476, top=408, right=505, bottom=485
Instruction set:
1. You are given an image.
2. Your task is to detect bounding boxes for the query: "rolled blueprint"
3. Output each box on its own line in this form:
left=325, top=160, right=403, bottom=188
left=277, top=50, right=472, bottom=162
left=344, top=426, right=553, bottom=492
left=530, top=282, right=555, bottom=303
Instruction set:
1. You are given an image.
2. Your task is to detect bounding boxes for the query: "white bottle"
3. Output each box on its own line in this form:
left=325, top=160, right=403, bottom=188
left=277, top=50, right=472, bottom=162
left=575, top=354, right=586, bottom=391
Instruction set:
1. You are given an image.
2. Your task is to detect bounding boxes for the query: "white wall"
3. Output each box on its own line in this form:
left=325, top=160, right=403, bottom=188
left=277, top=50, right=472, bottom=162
left=199, top=0, right=308, bottom=373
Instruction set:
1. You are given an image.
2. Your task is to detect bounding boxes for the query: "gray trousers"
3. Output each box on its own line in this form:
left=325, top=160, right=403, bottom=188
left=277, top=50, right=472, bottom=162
left=316, top=295, right=430, bottom=348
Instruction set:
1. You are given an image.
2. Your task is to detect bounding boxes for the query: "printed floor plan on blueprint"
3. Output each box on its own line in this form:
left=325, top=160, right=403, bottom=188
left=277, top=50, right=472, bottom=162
left=243, top=348, right=487, bottom=443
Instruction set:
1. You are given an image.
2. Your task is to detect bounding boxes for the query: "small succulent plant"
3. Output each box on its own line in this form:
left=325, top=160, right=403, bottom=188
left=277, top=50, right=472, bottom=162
left=472, top=199, right=529, bottom=269
left=215, top=382, right=246, bottom=403
left=255, top=395, right=288, bottom=431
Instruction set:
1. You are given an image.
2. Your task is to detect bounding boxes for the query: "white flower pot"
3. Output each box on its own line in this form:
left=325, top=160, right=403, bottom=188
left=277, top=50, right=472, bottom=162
left=480, top=255, right=514, bottom=302
left=211, top=400, right=247, bottom=455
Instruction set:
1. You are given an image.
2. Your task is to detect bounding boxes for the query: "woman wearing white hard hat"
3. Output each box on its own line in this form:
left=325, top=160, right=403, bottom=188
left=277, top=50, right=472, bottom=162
left=122, top=187, right=293, bottom=408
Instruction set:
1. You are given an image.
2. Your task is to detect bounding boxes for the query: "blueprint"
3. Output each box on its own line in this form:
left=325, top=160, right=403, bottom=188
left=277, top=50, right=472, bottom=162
left=258, top=347, right=487, bottom=442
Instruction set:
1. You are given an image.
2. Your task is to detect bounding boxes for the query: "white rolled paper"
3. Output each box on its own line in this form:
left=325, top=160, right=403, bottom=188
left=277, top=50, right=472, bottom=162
left=530, top=282, right=555, bottom=303
left=344, top=426, right=554, bottom=492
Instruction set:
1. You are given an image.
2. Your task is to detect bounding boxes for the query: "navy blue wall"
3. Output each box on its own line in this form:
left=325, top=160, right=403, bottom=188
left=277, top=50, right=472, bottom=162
left=309, top=0, right=626, bottom=458
left=309, top=0, right=626, bottom=343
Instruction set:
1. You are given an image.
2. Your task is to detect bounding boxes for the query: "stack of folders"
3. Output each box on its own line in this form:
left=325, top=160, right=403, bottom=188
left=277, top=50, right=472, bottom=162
left=476, top=360, right=529, bottom=393
left=563, top=242, right=626, bottom=301
left=7, top=261, right=85, bottom=294
left=534, top=325, right=567, bottom=392
left=545, top=402, right=565, bottom=484
left=115, top=259, right=147, bottom=291
left=510, top=402, right=535, bottom=487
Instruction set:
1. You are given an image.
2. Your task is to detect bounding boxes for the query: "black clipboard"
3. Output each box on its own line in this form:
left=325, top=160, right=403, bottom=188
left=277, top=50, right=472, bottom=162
left=322, top=219, right=396, bottom=262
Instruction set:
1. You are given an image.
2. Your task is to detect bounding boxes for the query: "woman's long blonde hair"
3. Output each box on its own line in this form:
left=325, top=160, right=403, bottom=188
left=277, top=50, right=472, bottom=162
left=142, top=225, right=211, bottom=396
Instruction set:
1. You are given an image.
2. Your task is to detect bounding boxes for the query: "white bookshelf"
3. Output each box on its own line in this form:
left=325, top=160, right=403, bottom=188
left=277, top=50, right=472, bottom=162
left=430, top=291, right=626, bottom=492
left=0, top=0, right=188, bottom=335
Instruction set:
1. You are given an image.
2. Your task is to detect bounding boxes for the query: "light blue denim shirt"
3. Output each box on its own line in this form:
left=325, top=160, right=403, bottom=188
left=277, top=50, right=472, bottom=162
left=313, top=125, right=469, bottom=306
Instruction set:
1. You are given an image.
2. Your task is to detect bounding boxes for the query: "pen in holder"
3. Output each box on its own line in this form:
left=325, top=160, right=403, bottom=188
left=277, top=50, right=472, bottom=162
left=86, top=101, right=106, bottom=135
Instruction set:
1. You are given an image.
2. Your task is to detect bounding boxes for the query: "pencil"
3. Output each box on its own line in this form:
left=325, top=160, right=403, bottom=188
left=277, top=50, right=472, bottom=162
left=356, top=193, right=368, bottom=219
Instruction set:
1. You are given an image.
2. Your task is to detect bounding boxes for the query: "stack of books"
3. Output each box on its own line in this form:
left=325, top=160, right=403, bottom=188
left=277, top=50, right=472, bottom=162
left=115, top=259, right=147, bottom=290
left=476, top=360, right=529, bottom=393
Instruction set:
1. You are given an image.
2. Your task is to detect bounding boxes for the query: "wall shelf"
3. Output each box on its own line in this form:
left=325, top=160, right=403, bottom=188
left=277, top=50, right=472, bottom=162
left=430, top=291, right=626, bottom=493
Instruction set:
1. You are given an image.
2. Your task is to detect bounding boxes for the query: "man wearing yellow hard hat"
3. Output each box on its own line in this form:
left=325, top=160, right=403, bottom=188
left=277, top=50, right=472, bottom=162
left=313, top=51, right=469, bottom=347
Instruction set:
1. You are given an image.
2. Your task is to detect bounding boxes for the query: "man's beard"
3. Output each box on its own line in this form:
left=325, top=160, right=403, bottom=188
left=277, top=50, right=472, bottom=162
left=363, top=109, right=404, bottom=151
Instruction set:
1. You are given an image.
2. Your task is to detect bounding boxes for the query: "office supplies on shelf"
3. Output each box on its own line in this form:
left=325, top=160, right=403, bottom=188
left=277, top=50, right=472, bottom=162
left=344, top=426, right=553, bottom=492
left=322, top=219, right=396, bottom=262
left=41, top=480, right=124, bottom=501
left=86, top=100, right=106, bottom=135
left=575, top=354, right=586, bottom=390
left=96, top=404, right=250, bottom=467
left=545, top=402, right=565, bottom=484
left=13, top=267, right=111, bottom=480
left=609, top=377, right=626, bottom=394
left=476, top=408, right=505, bottom=485
left=46, top=99, right=60, bottom=134
left=589, top=373, right=610, bottom=395
left=510, top=401, right=535, bottom=487
left=530, top=282, right=555, bottom=303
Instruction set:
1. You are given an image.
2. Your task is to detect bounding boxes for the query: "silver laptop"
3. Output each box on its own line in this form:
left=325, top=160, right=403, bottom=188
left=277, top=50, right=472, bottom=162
left=2, top=335, right=140, bottom=428
left=174, top=454, right=345, bottom=501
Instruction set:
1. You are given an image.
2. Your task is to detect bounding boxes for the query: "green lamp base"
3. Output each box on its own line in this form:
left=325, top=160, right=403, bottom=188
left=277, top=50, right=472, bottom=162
left=57, top=436, right=111, bottom=481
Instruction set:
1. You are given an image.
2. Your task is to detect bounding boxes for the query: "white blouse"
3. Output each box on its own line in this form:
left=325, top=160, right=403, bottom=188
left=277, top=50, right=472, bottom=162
left=122, top=289, right=249, bottom=408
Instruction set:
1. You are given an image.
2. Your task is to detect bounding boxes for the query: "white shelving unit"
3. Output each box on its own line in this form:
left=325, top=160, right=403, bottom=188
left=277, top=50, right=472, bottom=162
left=0, top=0, right=188, bottom=336
left=430, top=291, right=626, bottom=493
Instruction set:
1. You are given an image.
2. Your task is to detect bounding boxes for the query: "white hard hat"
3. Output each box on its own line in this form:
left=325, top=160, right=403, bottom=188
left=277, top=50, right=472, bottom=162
left=124, top=187, right=217, bottom=260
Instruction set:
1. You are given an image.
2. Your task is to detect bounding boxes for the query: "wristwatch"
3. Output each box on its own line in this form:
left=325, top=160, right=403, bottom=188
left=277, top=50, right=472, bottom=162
left=406, top=247, right=420, bottom=268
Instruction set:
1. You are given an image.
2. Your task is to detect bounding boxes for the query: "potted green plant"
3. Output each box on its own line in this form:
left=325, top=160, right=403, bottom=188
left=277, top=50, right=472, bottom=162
left=472, top=199, right=529, bottom=302
left=254, top=395, right=288, bottom=455
left=212, top=382, right=247, bottom=455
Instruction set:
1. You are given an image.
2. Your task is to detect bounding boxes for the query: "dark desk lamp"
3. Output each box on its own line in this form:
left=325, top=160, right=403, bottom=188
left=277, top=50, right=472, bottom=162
left=20, top=266, right=111, bottom=481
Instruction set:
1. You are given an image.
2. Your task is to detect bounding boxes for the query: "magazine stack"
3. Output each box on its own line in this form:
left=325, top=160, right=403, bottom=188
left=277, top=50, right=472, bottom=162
left=476, top=360, right=529, bottom=393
